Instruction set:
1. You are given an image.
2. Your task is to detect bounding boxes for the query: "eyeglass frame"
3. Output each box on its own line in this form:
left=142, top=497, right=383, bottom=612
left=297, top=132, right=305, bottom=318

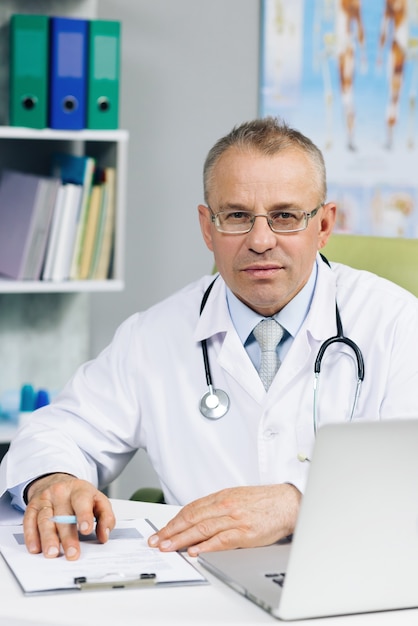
left=208, top=203, right=325, bottom=234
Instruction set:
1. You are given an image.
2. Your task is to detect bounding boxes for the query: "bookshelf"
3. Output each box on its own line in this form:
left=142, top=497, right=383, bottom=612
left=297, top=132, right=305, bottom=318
left=0, top=126, right=128, bottom=292
left=0, top=0, right=127, bottom=293
left=0, top=2, right=127, bottom=422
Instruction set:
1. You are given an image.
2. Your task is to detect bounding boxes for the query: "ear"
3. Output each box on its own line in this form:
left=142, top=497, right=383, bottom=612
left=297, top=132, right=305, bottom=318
left=198, top=204, right=214, bottom=251
left=317, top=202, right=336, bottom=250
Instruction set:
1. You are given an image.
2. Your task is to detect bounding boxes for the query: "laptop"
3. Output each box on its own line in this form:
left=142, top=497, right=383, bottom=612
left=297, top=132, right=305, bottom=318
left=198, top=419, right=418, bottom=620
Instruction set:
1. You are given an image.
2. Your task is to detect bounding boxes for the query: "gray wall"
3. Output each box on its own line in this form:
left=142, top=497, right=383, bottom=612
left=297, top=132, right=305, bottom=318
left=92, top=1, right=260, bottom=497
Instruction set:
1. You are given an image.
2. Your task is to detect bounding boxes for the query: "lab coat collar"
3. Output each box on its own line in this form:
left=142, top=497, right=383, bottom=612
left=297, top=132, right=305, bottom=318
left=307, top=253, right=339, bottom=341
left=194, top=275, right=264, bottom=400
left=194, top=275, right=232, bottom=342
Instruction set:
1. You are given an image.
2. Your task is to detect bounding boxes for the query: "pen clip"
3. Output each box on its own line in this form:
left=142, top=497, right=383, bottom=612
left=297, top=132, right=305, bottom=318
left=74, top=572, right=157, bottom=590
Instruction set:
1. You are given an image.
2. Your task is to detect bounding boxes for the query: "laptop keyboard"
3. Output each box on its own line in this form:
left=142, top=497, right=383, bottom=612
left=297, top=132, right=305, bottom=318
left=265, top=572, right=286, bottom=587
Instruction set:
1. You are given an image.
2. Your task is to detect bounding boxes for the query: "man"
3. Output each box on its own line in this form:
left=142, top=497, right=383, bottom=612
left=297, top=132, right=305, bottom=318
left=1, top=117, right=418, bottom=561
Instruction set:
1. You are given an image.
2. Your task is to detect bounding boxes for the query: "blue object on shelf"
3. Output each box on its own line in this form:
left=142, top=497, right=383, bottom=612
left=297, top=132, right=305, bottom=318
left=19, top=384, right=36, bottom=412
left=34, top=389, right=50, bottom=410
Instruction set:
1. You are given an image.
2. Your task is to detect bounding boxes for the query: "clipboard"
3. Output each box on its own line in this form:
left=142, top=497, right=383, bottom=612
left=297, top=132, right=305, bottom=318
left=0, top=519, right=207, bottom=594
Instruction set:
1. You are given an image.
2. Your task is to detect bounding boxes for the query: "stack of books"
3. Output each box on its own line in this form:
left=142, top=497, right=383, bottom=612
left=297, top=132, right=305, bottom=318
left=0, top=154, right=116, bottom=282
left=9, top=14, right=121, bottom=130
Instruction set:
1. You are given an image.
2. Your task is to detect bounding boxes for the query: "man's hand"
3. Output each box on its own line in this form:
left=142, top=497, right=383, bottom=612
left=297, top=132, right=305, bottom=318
left=148, top=484, right=301, bottom=556
left=23, top=473, right=116, bottom=561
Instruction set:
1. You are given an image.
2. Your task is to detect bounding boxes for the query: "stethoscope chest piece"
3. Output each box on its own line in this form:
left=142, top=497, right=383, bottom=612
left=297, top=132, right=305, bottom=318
left=200, top=388, right=230, bottom=419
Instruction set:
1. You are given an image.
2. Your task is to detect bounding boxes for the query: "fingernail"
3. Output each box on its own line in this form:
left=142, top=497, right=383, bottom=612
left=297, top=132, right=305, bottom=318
left=79, top=521, right=89, bottom=532
left=188, top=546, right=199, bottom=557
left=105, top=527, right=110, bottom=539
left=28, top=543, right=38, bottom=554
left=66, top=546, right=77, bottom=559
left=148, top=534, right=159, bottom=547
left=160, top=539, right=172, bottom=550
left=47, top=546, right=59, bottom=557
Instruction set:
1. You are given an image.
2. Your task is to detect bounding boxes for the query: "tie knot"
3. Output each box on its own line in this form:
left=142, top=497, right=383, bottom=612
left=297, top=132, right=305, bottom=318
left=253, top=319, right=283, bottom=352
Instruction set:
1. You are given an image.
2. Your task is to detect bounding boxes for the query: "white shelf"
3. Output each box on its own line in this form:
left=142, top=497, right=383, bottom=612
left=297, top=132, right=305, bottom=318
left=0, top=126, right=129, bottom=293
left=0, top=279, right=124, bottom=294
left=0, top=126, right=128, bottom=142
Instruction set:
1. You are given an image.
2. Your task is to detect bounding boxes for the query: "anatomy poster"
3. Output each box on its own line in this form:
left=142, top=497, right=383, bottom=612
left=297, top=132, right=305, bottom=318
left=260, top=0, right=418, bottom=238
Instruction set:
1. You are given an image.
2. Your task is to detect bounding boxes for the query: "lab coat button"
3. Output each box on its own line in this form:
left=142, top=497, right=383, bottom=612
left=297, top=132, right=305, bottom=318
left=263, top=429, right=277, bottom=440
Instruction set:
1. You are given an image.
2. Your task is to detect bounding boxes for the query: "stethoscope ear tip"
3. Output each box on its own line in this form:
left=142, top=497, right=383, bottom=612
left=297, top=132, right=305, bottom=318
left=297, top=452, right=311, bottom=463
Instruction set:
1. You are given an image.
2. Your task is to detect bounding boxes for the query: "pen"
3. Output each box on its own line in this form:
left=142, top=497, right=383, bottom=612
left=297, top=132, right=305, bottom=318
left=50, top=515, right=78, bottom=524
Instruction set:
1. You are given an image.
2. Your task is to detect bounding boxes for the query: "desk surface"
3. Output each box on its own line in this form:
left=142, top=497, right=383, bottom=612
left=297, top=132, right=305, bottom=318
left=0, top=499, right=417, bottom=626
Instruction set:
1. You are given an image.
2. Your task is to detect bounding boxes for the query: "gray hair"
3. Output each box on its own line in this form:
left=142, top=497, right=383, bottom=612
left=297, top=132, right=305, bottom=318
left=203, top=117, right=327, bottom=204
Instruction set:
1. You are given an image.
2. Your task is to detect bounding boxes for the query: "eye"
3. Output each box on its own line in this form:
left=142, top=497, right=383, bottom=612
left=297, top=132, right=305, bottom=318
left=271, top=211, right=300, bottom=222
left=223, top=211, right=251, bottom=222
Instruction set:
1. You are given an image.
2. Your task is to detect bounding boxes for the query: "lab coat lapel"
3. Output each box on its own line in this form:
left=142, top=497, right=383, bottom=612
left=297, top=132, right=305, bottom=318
left=218, top=328, right=265, bottom=402
left=194, top=277, right=265, bottom=403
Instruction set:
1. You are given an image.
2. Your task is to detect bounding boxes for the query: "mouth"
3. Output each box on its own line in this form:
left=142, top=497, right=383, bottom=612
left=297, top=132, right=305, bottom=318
left=242, top=264, right=283, bottom=278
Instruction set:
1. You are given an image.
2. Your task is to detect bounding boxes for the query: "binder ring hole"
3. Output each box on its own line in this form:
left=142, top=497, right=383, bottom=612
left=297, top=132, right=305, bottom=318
left=63, top=96, right=78, bottom=112
left=22, top=96, right=37, bottom=110
left=97, top=97, right=110, bottom=112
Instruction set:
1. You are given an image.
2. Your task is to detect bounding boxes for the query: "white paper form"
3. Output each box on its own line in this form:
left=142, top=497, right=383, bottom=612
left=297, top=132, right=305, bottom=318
left=0, top=518, right=206, bottom=594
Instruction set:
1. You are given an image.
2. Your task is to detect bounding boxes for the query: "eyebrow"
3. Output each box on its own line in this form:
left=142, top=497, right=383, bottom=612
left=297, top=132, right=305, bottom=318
left=218, top=201, right=304, bottom=212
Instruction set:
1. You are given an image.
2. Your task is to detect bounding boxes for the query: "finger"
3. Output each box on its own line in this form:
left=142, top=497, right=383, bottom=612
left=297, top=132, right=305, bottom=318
left=23, top=503, right=46, bottom=555
left=187, top=528, right=244, bottom=557
left=37, top=504, right=80, bottom=560
left=67, top=486, right=115, bottom=543
left=51, top=521, right=80, bottom=560
left=92, top=493, right=116, bottom=543
left=23, top=502, right=76, bottom=559
left=151, top=512, right=241, bottom=553
left=151, top=494, right=221, bottom=544
left=148, top=512, right=202, bottom=549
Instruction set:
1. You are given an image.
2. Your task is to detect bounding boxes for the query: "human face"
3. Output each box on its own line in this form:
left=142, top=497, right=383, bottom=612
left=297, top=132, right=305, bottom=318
left=198, top=147, right=336, bottom=317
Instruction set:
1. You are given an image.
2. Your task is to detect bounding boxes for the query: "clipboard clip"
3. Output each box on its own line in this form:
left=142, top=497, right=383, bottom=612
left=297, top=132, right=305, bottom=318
left=74, top=572, right=157, bottom=590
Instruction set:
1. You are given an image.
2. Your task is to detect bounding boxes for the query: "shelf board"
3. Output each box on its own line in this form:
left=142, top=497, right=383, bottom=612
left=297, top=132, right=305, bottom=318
left=0, top=279, right=124, bottom=293
left=0, top=126, right=129, bottom=143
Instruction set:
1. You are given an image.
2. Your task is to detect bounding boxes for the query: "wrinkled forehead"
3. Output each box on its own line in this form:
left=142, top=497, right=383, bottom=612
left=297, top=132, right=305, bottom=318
left=206, top=146, right=325, bottom=207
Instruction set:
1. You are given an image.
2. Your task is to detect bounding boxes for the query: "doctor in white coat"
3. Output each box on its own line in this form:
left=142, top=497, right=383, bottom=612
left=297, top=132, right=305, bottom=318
left=2, top=117, right=418, bottom=562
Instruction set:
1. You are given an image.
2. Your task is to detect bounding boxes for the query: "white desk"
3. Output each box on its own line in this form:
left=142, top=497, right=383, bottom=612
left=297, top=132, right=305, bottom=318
left=0, top=498, right=417, bottom=626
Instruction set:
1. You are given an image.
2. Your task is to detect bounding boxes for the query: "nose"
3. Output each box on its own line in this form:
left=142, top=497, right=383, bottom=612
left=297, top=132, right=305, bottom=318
left=246, top=214, right=277, bottom=253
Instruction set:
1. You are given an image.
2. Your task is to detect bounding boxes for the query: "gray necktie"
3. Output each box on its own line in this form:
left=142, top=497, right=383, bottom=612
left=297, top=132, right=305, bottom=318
left=253, top=319, right=284, bottom=390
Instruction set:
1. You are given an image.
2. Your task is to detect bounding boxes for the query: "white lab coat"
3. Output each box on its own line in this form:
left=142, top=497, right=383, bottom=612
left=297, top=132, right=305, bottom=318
left=2, top=256, right=418, bottom=505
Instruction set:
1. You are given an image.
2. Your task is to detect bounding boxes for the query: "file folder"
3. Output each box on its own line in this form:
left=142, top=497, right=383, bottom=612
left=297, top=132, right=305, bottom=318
left=9, top=14, right=49, bottom=128
left=49, top=17, right=88, bottom=130
left=87, top=20, right=121, bottom=129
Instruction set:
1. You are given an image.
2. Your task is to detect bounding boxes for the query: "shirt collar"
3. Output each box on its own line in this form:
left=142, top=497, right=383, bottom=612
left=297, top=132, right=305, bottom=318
left=226, top=261, right=318, bottom=344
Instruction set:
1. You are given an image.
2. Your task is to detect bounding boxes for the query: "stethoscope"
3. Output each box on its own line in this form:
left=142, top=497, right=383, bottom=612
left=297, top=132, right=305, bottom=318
left=199, top=255, right=365, bottom=426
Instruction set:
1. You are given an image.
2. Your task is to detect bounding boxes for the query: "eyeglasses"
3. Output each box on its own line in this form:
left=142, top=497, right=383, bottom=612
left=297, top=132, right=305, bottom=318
left=209, top=203, right=324, bottom=234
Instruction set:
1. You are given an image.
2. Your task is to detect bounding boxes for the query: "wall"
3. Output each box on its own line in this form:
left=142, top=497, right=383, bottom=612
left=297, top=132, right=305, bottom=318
left=91, top=1, right=260, bottom=498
